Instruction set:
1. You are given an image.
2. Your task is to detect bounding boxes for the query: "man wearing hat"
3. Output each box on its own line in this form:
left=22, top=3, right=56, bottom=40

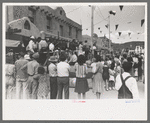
left=115, top=61, right=139, bottom=99
left=15, top=52, right=29, bottom=99
left=21, top=52, right=40, bottom=99
left=48, top=56, right=58, bottom=99
left=26, top=36, right=36, bottom=54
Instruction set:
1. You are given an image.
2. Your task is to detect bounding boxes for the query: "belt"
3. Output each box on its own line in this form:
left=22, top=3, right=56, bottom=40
left=58, top=76, right=69, bottom=78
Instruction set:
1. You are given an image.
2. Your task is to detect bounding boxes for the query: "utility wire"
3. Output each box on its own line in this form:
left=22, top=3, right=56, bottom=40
left=66, top=6, right=82, bottom=14
left=94, top=7, right=103, bottom=20
left=82, top=16, right=109, bottom=30
left=97, top=6, right=108, bottom=22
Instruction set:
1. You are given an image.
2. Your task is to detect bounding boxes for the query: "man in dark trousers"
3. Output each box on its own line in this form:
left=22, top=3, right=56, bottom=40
left=115, top=61, right=139, bottom=99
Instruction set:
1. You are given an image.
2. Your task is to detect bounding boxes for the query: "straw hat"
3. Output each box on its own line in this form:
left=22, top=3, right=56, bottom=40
left=24, top=54, right=30, bottom=60
left=30, top=36, right=35, bottom=39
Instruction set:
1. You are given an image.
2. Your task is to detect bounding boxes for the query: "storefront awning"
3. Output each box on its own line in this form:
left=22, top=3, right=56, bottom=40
left=6, top=39, right=20, bottom=47
left=7, top=17, right=40, bottom=38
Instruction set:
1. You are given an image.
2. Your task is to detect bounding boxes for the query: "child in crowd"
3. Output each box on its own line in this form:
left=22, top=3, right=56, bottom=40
left=114, top=61, right=122, bottom=77
left=74, top=55, right=89, bottom=99
left=33, top=67, right=49, bottom=99
left=108, top=60, right=116, bottom=90
left=109, top=68, right=115, bottom=90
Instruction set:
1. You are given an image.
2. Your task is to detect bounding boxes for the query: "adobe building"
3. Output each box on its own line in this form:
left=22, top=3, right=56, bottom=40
left=6, top=6, right=82, bottom=48
left=82, top=34, right=112, bottom=52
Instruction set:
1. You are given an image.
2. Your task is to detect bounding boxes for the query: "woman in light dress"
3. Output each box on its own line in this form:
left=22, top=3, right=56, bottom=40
left=92, top=56, right=104, bottom=99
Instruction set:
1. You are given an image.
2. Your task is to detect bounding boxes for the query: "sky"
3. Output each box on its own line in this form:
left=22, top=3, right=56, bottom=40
left=50, top=3, right=146, bottom=44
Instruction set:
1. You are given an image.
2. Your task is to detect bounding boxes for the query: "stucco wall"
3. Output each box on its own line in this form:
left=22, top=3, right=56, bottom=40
left=7, top=6, right=82, bottom=41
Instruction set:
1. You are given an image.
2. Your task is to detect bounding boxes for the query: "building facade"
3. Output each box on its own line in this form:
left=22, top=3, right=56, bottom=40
left=6, top=6, right=82, bottom=46
left=82, top=34, right=112, bottom=51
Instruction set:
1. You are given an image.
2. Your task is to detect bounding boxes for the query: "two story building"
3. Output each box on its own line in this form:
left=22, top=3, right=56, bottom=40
left=6, top=6, right=82, bottom=48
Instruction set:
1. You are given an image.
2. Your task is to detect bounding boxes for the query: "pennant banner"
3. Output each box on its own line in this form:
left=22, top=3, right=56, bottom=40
left=141, top=19, right=145, bottom=27
left=128, top=32, right=131, bottom=37
left=105, top=24, right=108, bottom=29
left=115, top=24, right=119, bottom=30
left=119, top=5, right=124, bottom=11
left=118, top=32, right=122, bottom=36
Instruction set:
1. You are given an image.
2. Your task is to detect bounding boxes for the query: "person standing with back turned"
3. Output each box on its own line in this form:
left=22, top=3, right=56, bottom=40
left=57, top=52, right=70, bottom=99
left=115, top=61, right=139, bottom=99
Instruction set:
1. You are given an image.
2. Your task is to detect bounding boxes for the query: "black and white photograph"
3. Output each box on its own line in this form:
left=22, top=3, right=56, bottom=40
left=3, top=2, right=147, bottom=120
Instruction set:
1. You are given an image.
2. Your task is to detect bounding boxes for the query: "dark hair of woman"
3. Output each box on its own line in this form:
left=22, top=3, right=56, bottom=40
left=123, top=53, right=127, bottom=59
left=77, top=55, right=85, bottom=65
left=59, top=52, right=67, bottom=62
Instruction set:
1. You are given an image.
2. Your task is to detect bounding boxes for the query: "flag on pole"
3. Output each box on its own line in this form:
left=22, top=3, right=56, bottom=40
left=141, top=19, right=145, bottom=27
left=119, top=5, right=124, bottom=11
left=115, top=24, right=119, bottom=30
left=118, top=32, right=122, bottom=36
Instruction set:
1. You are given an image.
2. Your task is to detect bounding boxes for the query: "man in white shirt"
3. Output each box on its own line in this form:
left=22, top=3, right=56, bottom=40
left=49, top=43, right=55, bottom=52
left=68, top=51, right=77, bottom=65
left=48, top=56, right=58, bottom=99
left=27, top=36, right=36, bottom=54
left=38, top=39, right=48, bottom=52
left=115, top=61, right=139, bottom=99
left=57, top=52, right=70, bottom=99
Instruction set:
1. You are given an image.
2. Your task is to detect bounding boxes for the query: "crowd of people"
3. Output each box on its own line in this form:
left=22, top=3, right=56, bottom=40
left=5, top=35, right=144, bottom=99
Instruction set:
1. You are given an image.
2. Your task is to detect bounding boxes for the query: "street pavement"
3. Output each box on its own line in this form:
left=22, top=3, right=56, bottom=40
left=6, top=76, right=145, bottom=100
left=68, top=80, right=145, bottom=100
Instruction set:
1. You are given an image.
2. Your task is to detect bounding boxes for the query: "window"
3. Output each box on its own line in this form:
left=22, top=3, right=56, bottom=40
left=24, top=20, right=30, bottom=30
left=69, top=26, right=72, bottom=37
left=47, top=16, right=51, bottom=31
left=28, top=8, right=36, bottom=24
left=60, top=25, right=63, bottom=36
left=60, top=10, right=62, bottom=15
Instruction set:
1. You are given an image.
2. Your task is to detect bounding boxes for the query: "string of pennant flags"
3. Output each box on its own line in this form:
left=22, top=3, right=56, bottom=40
left=81, top=5, right=145, bottom=40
